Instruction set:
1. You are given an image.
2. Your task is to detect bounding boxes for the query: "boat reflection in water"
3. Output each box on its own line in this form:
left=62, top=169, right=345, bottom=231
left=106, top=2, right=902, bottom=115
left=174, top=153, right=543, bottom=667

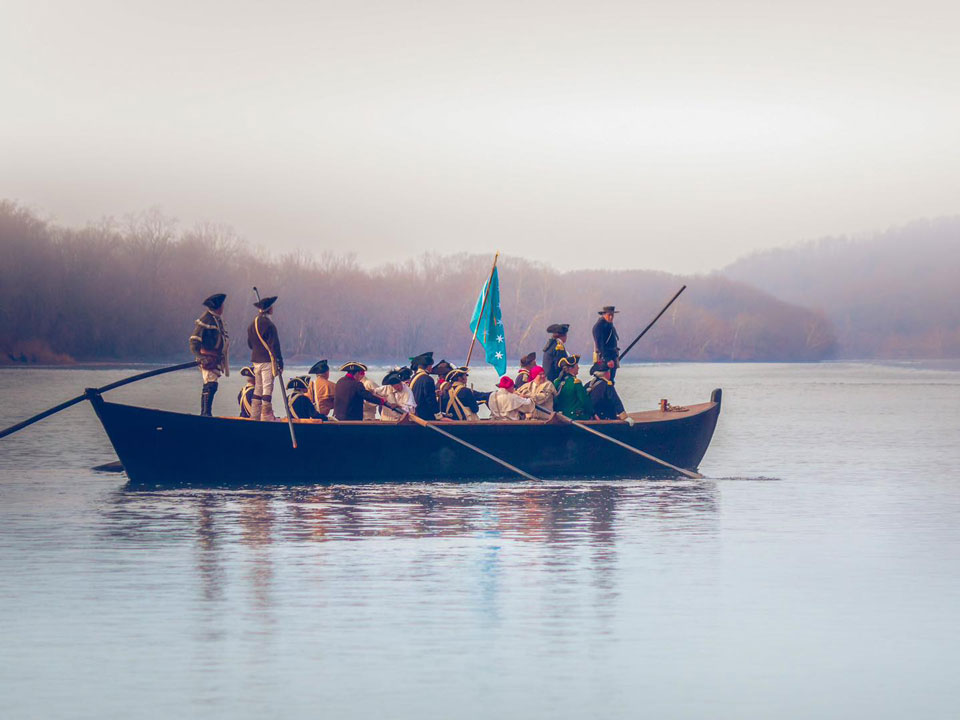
left=102, top=481, right=719, bottom=637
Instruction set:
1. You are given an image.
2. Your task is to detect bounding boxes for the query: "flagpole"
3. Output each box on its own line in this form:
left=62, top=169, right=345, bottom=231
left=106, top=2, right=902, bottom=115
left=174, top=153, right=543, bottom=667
left=465, top=251, right=500, bottom=368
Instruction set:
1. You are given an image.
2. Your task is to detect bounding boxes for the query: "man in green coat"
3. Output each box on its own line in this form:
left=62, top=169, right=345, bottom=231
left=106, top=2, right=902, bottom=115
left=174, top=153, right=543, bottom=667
left=553, top=354, right=596, bottom=421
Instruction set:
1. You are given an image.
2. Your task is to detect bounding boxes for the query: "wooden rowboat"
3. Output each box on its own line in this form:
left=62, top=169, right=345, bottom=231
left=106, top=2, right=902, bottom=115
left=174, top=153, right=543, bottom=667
left=86, top=387, right=722, bottom=487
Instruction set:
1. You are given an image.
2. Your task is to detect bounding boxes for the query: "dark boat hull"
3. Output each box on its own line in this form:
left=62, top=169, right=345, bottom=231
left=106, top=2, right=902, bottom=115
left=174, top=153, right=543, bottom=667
left=88, top=389, right=722, bottom=487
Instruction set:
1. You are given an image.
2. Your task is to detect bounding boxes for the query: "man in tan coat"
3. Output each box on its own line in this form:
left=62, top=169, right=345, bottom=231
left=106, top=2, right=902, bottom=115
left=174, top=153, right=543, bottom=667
left=306, top=359, right=336, bottom=419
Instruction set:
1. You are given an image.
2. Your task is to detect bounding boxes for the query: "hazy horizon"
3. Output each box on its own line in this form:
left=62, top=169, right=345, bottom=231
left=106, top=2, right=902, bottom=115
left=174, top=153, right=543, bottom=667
left=3, top=0, right=958, bottom=274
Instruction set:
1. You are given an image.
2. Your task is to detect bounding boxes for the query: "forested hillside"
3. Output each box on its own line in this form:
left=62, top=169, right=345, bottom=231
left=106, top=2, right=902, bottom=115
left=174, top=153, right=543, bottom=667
left=0, top=200, right=834, bottom=364
left=723, top=217, right=960, bottom=358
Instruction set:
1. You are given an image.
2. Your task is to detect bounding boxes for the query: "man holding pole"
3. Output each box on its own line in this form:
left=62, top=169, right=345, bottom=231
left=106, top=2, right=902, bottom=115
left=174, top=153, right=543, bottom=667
left=592, top=306, right=621, bottom=381
left=189, top=292, right=229, bottom=417
left=247, top=295, right=282, bottom=421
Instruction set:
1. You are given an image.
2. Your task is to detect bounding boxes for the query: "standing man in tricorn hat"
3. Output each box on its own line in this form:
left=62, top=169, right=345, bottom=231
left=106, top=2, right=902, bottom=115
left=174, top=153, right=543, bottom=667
left=247, top=294, right=283, bottom=421
left=409, top=352, right=443, bottom=420
left=592, top=305, right=621, bottom=381
left=542, top=323, right=570, bottom=382
left=189, top=293, right=230, bottom=416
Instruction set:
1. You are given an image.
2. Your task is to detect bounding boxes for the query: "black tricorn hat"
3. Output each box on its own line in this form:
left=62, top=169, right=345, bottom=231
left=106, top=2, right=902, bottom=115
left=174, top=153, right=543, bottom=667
left=597, top=305, right=619, bottom=314
left=203, top=293, right=226, bottom=310
left=309, top=359, right=329, bottom=375
left=254, top=296, right=278, bottom=311
left=409, top=352, right=434, bottom=369
left=397, top=366, right=413, bottom=381
left=239, top=366, right=254, bottom=378
left=589, top=361, right=610, bottom=375
left=432, top=359, right=454, bottom=377
left=382, top=370, right=404, bottom=386
left=340, top=361, right=368, bottom=374
left=546, top=323, right=570, bottom=335
left=445, top=366, right=469, bottom=382
left=558, top=354, right=581, bottom=368
left=520, top=351, right=537, bottom=367
left=286, top=376, right=309, bottom=392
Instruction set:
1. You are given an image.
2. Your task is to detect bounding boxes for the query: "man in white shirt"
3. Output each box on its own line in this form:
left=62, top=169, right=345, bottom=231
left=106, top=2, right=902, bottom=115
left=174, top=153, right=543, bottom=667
left=486, top=376, right=535, bottom=421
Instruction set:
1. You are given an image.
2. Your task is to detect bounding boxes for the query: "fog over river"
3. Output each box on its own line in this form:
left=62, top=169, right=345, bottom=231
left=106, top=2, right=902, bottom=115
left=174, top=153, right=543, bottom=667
left=1, top=362, right=958, bottom=718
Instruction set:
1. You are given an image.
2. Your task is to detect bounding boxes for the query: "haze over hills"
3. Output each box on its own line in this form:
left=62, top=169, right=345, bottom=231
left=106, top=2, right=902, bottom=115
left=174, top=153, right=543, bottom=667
left=0, top=200, right=833, bottom=365
left=722, top=217, right=960, bottom=359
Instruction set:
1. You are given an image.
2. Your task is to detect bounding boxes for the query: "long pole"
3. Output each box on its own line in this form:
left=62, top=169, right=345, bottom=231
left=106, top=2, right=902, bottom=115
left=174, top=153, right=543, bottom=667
left=406, top=413, right=540, bottom=481
left=0, top=361, right=199, bottom=440
left=536, top=404, right=703, bottom=479
left=276, top=369, right=298, bottom=449
left=618, top=285, right=687, bottom=363
left=465, top=251, right=500, bottom=368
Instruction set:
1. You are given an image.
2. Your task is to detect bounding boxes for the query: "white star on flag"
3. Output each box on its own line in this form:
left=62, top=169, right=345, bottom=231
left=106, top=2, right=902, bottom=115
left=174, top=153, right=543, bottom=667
left=495, top=351, right=503, bottom=359
left=496, top=335, right=504, bottom=343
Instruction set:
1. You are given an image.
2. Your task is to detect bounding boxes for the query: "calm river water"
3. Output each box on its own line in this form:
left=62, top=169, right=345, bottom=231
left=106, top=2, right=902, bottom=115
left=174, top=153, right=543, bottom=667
left=1, top=362, right=959, bottom=719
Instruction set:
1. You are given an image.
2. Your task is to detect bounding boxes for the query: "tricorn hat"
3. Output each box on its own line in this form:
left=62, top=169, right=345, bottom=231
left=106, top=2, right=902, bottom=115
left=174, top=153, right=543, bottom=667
left=309, top=359, right=329, bottom=375
left=339, top=361, right=368, bottom=374
left=432, top=359, right=454, bottom=377
left=590, top=361, right=610, bottom=375
left=445, top=366, right=469, bottom=382
left=397, top=366, right=413, bottom=381
left=409, top=352, right=434, bottom=369
left=286, top=376, right=309, bottom=392
left=558, top=354, right=581, bottom=369
left=240, top=366, right=254, bottom=379
left=254, top=295, right=278, bottom=311
left=546, top=323, right=570, bottom=335
left=519, top=351, right=537, bottom=367
left=203, top=293, right=226, bottom=310
left=382, top=370, right=404, bottom=386
left=597, top=305, right=619, bottom=315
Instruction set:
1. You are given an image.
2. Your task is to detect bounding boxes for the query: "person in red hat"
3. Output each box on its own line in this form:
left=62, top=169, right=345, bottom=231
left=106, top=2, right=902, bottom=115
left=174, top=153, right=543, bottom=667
left=486, top=375, right=535, bottom=421
left=517, top=365, right=557, bottom=419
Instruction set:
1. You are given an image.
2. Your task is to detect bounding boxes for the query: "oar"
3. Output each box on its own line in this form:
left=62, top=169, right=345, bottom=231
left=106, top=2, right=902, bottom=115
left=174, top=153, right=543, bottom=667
left=0, top=360, right=199, bottom=440
left=406, top=413, right=540, bottom=481
left=536, top=404, right=703, bottom=479
left=618, top=285, right=687, bottom=363
left=275, top=369, right=299, bottom=450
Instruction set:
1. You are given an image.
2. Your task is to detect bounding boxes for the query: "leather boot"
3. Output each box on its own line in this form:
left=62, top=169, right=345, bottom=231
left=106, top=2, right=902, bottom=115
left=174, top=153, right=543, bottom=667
left=207, top=381, right=218, bottom=416
left=261, top=397, right=277, bottom=421
left=200, top=383, right=213, bottom=416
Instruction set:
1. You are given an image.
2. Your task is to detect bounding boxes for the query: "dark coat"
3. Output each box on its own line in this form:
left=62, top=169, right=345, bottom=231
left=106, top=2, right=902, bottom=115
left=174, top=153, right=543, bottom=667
left=334, top=374, right=383, bottom=421
left=587, top=377, right=625, bottom=420
left=247, top=313, right=283, bottom=368
left=289, top=392, right=320, bottom=420
left=542, top=338, right=568, bottom=382
left=514, top=369, right=530, bottom=389
left=189, top=310, right=227, bottom=367
left=238, top=384, right=254, bottom=418
left=442, top=383, right=485, bottom=419
left=592, top=317, right=619, bottom=364
left=410, top=370, right=440, bottom=420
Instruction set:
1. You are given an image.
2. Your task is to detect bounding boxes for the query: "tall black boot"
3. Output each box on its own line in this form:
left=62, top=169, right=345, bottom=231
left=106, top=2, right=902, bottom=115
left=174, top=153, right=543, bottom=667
left=207, top=381, right=218, bottom=416
left=200, top=383, right=213, bottom=416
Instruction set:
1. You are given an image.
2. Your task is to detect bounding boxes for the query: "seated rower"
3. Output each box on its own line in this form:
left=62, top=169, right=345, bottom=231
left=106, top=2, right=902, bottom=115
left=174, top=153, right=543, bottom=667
left=287, top=376, right=321, bottom=420
left=515, top=352, right=537, bottom=389
left=517, top=365, right=557, bottom=419
left=487, top=376, right=535, bottom=421
left=409, top=352, right=445, bottom=420
left=553, top=354, right=596, bottom=421
left=586, top=362, right=634, bottom=425
left=307, top=359, right=335, bottom=418
left=238, top=366, right=255, bottom=418
left=442, top=367, right=485, bottom=421
left=334, top=362, right=398, bottom=421
left=375, top=369, right=417, bottom=421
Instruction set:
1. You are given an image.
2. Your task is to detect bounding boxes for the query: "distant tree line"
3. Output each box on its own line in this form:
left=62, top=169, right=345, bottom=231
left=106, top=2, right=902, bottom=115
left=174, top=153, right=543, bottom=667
left=723, top=217, right=960, bottom=359
left=0, top=200, right=836, bottom=365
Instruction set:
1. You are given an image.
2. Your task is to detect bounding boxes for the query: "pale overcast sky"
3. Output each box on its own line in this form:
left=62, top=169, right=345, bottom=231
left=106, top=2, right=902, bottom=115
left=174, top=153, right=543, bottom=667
left=2, top=0, right=958, bottom=273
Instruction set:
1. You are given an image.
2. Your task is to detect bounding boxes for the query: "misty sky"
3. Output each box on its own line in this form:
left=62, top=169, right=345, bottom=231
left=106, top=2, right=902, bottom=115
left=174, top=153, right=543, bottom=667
left=2, top=0, right=958, bottom=273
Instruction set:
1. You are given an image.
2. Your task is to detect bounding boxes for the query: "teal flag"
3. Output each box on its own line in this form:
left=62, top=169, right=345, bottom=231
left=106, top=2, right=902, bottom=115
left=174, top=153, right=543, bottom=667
left=469, top=267, right=507, bottom=376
